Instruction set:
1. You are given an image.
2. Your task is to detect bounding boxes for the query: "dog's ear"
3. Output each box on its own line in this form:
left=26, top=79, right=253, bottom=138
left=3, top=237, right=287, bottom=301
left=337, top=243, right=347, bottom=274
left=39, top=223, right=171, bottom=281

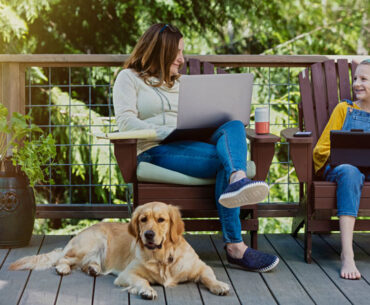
left=128, top=205, right=142, bottom=238
left=169, top=205, right=184, bottom=243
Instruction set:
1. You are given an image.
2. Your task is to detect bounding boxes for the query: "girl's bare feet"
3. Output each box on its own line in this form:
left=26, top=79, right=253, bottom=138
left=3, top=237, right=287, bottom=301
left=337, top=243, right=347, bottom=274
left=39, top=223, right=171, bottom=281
left=341, top=253, right=361, bottom=280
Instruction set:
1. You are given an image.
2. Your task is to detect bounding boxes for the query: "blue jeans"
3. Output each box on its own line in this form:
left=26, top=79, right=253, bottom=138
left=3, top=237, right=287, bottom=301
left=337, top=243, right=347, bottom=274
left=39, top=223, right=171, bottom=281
left=138, top=120, right=247, bottom=243
left=324, top=164, right=369, bottom=217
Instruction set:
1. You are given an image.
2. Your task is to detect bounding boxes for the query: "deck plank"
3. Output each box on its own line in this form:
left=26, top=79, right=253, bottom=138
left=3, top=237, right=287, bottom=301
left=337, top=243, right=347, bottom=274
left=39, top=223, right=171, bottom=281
left=321, top=234, right=370, bottom=283
left=297, top=234, right=370, bottom=304
left=0, top=248, right=9, bottom=269
left=55, top=247, right=95, bottom=305
left=258, top=235, right=314, bottom=305
left=211, top=234, right=277, bottom=305
left=94, top=274, right=129, bottom=305
left=186, top=234, right=240, bottom=305
left=3, top=233, right=370, bottom=305
left=0, top=235, right=43, bottom=305
left=267, top=234, right=350, bottom=304
left=18, top=235, right=71, bottom=305
left=354, top=234, right=370, bottom=255
left=164, top=284, right=202, bottom=305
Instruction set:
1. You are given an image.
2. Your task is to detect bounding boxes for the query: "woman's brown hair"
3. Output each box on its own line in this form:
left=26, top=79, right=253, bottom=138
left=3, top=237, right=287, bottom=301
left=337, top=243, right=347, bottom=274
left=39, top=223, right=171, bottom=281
left=124, top=23, right=183, bottom=88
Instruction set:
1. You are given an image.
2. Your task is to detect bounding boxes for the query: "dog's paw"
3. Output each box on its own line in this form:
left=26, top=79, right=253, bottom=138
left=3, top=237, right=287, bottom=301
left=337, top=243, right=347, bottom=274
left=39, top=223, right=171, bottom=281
left=209, top=281, right=230, bottom=296
left=87, top=264, right=101, bottom=277
left=138, top=287, right=157, bottom=300
left=113, top=277, right=128, bottom=287
left=55, top=264, right=71, bottom=275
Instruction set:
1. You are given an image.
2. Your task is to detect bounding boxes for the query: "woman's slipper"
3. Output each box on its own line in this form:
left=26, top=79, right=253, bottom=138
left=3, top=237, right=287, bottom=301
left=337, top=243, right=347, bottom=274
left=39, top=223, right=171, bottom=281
left=225, top=247, right=279, bottom=272
left=219, top=178, right=269, bottom=208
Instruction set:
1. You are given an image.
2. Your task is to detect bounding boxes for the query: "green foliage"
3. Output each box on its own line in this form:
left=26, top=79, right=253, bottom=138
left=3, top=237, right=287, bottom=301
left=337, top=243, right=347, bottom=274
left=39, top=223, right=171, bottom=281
left=12, top=134, right=56, bottom=187
left=33, top=218, right=129, bottom=235
left=0, top=103, right=56, bottom=188
left=46, top=86, right=126, bottom=204
left=18, top=0, right=368, bottom=56
left=0, top=0, right=50, bottom=52
left=259, top=217, right=293, bottom=234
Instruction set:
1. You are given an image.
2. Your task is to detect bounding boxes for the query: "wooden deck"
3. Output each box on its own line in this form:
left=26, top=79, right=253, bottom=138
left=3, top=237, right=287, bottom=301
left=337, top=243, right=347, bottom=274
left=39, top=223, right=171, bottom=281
left=1, top=233, right=370, bottom=305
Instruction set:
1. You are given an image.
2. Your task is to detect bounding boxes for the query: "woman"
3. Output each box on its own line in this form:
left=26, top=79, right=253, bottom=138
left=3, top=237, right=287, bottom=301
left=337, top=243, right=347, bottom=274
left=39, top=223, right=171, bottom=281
left=113, top=23, right=279, bottom=272
left=313, top=59, right=370, bottom=280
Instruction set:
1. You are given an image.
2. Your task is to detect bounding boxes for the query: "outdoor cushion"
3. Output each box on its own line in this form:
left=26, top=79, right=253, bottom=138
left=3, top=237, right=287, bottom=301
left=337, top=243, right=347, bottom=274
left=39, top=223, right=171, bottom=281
left=137, top=161, right=256, bottom=185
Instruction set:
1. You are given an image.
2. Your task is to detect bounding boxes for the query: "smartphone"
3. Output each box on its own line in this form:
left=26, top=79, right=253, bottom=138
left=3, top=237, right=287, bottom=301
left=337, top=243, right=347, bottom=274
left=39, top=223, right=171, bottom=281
left=294, top=131, right=312, bottom=137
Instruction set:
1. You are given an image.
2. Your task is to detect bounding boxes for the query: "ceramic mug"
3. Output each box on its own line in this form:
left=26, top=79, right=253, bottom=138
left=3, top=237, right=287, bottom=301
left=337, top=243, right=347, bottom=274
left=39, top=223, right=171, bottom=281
left=255, top=107, right=269, bottom=134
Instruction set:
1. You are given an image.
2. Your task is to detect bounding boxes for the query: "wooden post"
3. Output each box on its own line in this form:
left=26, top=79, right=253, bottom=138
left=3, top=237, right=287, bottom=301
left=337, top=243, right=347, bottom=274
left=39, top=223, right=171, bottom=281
left=1, top=63, right=26, bottom=160
left=1, top=63, right=26, bottom=115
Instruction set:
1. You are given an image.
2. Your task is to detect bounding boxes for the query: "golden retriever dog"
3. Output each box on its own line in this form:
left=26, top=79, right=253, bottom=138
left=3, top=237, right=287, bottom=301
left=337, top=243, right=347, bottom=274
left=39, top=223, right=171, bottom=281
left=9, top=201, right=229, bottom=299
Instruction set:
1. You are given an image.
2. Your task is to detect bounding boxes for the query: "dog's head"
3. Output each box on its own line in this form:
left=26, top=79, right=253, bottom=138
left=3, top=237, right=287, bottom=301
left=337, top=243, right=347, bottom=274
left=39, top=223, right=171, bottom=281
left=128, top=201, right=185, bottom=250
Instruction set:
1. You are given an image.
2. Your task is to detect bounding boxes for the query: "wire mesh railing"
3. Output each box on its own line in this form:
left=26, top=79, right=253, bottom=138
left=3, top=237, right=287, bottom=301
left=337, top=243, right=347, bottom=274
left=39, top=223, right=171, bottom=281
left=25, top=64, right=299, bottom=208
left=2, top=54, right=364, bottom=218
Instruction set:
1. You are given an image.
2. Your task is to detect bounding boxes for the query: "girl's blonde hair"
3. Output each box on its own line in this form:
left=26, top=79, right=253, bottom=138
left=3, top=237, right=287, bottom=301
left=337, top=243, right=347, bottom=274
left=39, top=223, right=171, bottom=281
left=124, top=23, right=183, bottom=88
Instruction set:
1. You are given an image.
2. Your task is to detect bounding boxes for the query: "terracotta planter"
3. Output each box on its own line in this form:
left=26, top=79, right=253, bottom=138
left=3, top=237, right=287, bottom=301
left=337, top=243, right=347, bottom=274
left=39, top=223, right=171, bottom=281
left=0, top=171, right=35, bottom=248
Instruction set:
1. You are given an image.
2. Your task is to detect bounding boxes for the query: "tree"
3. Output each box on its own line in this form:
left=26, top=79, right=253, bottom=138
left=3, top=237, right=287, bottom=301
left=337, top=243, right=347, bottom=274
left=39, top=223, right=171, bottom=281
left=16, top=0, right=367, bottom=56
left=0, top=0, right=50, bottom=53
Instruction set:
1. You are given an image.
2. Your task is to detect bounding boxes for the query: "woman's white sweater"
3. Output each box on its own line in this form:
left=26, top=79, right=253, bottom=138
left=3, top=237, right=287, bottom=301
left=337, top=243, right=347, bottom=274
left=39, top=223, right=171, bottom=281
left=113, top=69, right=179, bottom=154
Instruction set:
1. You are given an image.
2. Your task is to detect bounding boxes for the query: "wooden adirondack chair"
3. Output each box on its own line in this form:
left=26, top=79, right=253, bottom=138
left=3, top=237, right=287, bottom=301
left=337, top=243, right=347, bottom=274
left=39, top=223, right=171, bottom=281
left=112, top=58, right=280, bottom=249
left=281, top=59, right=370, bottom=262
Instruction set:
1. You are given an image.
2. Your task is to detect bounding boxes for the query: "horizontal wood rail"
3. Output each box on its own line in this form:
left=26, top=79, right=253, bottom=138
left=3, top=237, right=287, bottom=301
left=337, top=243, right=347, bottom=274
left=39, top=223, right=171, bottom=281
left=36, top=204, right=130, bottom=219
left=0, top=54, right=367, bottom=67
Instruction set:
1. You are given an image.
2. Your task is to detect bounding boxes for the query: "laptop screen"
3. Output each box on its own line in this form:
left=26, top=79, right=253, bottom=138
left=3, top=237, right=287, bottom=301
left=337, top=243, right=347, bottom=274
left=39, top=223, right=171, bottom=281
left=330, top=130, right=370, bottom=168
left=177, top=73, right=254, bottom=129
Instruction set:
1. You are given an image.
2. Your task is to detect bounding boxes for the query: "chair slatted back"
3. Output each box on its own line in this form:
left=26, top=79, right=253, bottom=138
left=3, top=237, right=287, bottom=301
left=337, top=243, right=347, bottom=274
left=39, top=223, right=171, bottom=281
left=179, top=58, right=226, bottom=75
left=298, top=59, right=358, bottom=146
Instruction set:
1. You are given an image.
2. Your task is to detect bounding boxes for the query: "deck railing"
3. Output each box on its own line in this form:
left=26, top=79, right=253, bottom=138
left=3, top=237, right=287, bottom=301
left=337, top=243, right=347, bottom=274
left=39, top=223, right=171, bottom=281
left=0, top=54, right=367, bottom=219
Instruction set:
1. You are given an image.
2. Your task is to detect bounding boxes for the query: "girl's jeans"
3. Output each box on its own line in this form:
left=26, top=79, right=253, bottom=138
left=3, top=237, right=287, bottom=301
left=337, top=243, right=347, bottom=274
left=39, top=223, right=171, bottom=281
left=138, top=120, right=247, bottom=243
left=323, top=164, right=369, bottom=217
left=323, top=100, right=370, bottom=217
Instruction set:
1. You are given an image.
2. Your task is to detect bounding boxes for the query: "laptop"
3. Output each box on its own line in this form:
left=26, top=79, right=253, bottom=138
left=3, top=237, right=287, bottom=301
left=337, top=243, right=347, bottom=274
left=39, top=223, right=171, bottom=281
left=330, top=130, right=370, bottom=168
left=161, top=73, right=254, bottom=143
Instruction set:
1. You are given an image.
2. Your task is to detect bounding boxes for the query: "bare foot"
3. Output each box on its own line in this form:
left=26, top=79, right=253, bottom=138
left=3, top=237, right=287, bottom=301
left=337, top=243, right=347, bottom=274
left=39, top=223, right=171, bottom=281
left=341, top=254, right=361, bottom=280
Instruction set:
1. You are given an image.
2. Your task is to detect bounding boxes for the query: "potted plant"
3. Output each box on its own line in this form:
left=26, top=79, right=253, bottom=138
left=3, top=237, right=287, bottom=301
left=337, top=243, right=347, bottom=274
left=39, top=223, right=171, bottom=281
left=0, top=103, right=56, bottom=248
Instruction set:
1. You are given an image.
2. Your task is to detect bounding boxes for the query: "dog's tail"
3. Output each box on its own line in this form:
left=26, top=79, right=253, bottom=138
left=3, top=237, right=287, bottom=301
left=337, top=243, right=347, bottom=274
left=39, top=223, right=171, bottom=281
left=8, top=248, right=64, bottom=271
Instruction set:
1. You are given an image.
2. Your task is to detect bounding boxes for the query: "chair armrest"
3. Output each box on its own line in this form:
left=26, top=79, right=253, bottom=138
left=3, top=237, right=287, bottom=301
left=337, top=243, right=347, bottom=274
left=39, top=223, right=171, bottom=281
left=93, top=129, right=155, bottom=183
left=280, top=128, right=313, bottom=183
left=246, top=128, right=280, bottom=143
left=110, top=139, right=138, bottom=183
left=281, top=127, right=313, bottom=144
left=94, top=129, right=157, bottom=140
left=246, top=128, right=280, bottom=181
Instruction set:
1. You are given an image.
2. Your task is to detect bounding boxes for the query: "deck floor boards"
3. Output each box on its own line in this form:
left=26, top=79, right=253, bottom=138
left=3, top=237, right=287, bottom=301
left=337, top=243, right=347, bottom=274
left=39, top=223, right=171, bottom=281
left=1, top=233, right=369, bottom=305
left=297, top=235, right=369, bottom=305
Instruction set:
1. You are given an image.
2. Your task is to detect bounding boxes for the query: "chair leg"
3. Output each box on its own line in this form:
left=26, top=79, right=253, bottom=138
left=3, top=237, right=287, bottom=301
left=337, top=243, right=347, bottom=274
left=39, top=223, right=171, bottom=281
left=251, top=206, right=258, bottom=249
left=125, top=186, right=133, bottom=217
left=305, top=226, right=312, bottom=263
left=251, top=230, right=258, bottom=249
left=292, top=197, right=306, bottom=237
left=292, top=217, right=304, bottom=237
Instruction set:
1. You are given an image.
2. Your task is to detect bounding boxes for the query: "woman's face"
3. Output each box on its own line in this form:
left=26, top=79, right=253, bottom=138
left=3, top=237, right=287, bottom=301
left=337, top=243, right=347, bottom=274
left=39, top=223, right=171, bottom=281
left=353, top=64, right=370, bottom=103
left=170, top=38, right=184, bottom=76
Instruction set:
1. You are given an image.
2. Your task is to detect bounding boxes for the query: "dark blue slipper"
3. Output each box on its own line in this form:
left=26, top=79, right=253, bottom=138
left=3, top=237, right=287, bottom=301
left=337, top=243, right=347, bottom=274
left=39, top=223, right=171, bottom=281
left=219, top=178, right=269, bottom=208
left=225, top=247, right=279, bottom=272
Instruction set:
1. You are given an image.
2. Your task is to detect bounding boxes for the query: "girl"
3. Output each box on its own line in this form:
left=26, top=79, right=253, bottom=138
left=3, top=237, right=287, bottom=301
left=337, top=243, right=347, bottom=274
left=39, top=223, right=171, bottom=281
left=313, top=59, right=370, bottom=280
left=113, top=23, right=279, bottom=272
